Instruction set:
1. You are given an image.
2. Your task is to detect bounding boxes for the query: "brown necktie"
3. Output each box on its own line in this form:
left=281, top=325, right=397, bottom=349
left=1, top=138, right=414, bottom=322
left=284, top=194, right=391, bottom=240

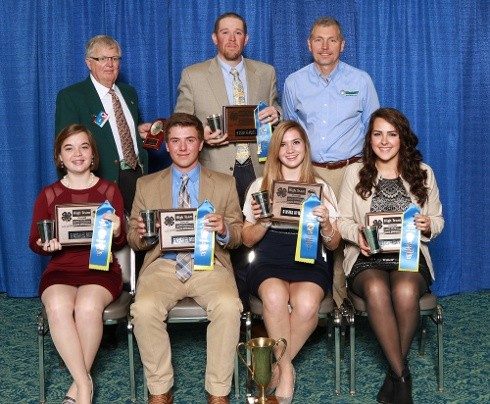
left=109, top=88, right=138, bottom=169
left=230, top=68, right=250, bottom=164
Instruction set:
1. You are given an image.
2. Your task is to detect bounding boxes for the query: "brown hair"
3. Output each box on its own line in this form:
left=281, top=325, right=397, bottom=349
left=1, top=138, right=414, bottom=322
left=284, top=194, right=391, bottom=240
left=164, top=113, right=204, bottom=142
left=214, top=12, right=247, bottom=35
left=261, top=121, right=316, bottom=193
left=309, top=17, right=343, bottom=40
left=356, top=108, right=429, bottom=206
left=54, top=124, right=99, bottom=171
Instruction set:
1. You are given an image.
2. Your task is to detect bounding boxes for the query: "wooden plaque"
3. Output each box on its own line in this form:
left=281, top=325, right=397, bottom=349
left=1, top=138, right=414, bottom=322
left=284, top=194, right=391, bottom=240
left=159, top=209, right=196, bottom=251
left=366, top=211, right=404, bottom=252
left=143, top=118, right=166, bottom=150
left=55, top=203, right=99, bottom=245
left=271, top=181, right=323, bottom=223
left=222, top=105, right=257, bottom=142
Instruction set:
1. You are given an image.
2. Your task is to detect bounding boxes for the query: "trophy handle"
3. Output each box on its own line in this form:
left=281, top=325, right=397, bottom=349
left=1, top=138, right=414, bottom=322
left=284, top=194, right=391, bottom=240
left=274, top=338, right=288, bottom=364
left=236, top=342, right=254, bottom=376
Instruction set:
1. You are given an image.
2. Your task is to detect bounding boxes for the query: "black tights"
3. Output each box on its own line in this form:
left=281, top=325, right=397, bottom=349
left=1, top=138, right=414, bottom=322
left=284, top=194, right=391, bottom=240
left=351, top=269, right=428, bottom=377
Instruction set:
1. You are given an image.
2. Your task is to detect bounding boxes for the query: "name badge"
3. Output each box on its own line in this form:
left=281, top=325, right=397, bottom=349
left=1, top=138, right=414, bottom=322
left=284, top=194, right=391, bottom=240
left=193, top=200, right=215, bottom=271
left=295, top=194, right=321, bottom=264
left=398, top=204, right=421, bottom=272
left=89, top=200, right=115, bottom=271
left=255, top=101, right=272, bottom=162
left=93, top=111, right=109, bottom=128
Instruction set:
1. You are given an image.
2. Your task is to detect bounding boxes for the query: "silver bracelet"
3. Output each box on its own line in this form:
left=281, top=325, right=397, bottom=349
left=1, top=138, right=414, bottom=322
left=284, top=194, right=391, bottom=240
left=259, top=220, right=272, bottom=229
left=320, top=226, right=335, bottom=243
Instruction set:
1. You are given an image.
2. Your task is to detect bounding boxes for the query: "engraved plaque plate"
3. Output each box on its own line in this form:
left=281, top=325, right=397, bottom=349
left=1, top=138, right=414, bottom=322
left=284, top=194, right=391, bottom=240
left=366, top=211, right=404, bottom=252
left=55, top=203, right=99, bottom=245
left=222, top=105, right=257, bottom=142
left=271, top=181, right=323, bottom=223
left=159, top=208, right=197, bottom=251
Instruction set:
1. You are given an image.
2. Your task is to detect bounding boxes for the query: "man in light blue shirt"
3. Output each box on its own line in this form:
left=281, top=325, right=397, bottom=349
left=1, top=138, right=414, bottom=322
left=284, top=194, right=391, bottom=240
left=283, top=17, right=379, bottom=307
left=283, top=17, right=379, bottom=197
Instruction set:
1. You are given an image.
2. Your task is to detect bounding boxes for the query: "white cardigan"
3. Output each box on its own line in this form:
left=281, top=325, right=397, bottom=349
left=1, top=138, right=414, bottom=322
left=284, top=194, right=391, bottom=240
left=338, top=162, right=444, bottom=280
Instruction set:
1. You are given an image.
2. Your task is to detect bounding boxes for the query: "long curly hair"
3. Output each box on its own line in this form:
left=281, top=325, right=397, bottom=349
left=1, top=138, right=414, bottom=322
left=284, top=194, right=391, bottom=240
left=356, top=108, right=429, bottom=206
left=261, top=121, right=316, bottom=193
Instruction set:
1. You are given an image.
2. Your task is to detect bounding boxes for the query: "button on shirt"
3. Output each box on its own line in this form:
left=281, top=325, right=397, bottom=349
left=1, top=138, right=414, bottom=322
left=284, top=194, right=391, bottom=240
left=90, top=75, right=139, bottom=161
left=283, top=61, right=379, bottom=162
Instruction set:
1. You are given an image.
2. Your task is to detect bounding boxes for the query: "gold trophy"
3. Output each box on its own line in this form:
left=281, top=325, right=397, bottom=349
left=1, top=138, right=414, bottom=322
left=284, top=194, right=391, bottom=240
left=237, top=337, right=287, bottom=403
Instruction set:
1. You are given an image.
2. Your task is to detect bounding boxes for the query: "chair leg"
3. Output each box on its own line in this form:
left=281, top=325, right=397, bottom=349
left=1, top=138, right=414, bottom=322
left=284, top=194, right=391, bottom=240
left=349, top=321, right=356, bottom=396
left=435, top=304, right=444, bottom=392
left=37, top=314, right=46, bottom=404
left=419, top=316, right=428, bottom=356
left=244, top=312, right=253, bottom=398
left=127, top=319, right=136, bottom=403
left=333, top=310, right=341, bottom=395
left=234, top=352, right=240, bottom=399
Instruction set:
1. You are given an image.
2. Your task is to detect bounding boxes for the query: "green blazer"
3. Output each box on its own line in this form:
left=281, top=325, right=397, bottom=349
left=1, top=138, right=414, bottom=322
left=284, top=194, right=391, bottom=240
left=55, top=77, right=148, bottom=182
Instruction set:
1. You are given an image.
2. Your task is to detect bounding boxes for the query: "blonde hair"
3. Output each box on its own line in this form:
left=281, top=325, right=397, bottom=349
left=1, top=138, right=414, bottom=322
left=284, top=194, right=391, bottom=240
left=261, top=121, right=316, bottom=193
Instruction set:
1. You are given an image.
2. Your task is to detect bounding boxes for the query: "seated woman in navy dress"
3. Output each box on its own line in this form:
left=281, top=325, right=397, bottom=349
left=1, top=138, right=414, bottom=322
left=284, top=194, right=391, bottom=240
left=29, top=124, right=126, bottom=404
left=242, top=121, right=341, bottom=403
left=338, top=108, right=444, bottom=404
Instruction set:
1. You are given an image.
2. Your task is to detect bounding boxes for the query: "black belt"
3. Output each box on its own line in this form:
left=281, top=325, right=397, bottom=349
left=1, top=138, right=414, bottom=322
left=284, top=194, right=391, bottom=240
left=312, top=156, right=362, bottom=170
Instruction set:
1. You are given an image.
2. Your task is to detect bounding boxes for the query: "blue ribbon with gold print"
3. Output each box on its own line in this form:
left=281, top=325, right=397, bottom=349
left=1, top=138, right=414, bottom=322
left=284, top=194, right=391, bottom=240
left=254, top=101, right=272, bottom=162
left=398, top=204, right=421, bottom=272
left=295, top=194, right=321, bottom=264
left=89, top=200, right=115, bottom=271
left=194, top=199, right=216, bottom=270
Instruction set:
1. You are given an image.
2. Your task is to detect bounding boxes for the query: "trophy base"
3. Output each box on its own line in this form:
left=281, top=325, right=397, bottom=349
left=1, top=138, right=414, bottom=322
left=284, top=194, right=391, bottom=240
left=247, top=396, right=278, bottom=404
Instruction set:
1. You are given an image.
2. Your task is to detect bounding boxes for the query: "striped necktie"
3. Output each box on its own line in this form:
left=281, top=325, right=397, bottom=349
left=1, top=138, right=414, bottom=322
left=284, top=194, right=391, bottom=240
left=109, top=88, right=138, bottom=169
left=175, top=174, right=193, bottom=282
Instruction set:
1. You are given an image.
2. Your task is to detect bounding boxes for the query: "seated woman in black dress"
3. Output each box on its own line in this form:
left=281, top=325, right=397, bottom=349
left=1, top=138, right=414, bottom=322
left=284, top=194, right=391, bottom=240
left=242, top=121, right=341, bottom=403
left=29, top=124, right=126, bottom=404
left=338, top=108, right=444, bottom=404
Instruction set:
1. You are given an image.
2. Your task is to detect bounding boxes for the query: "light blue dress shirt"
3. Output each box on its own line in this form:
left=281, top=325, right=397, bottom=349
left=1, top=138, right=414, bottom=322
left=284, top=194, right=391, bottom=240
left=283, top=61, right=379, bottom=162
left=217, top=57, right=248, bottom=104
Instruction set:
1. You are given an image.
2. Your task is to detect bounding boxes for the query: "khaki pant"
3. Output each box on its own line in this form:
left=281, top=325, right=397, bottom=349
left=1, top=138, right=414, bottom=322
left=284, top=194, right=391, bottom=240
left=131, top=258, right=242, bottom=396
left=315, top=165, right=348, bottom=307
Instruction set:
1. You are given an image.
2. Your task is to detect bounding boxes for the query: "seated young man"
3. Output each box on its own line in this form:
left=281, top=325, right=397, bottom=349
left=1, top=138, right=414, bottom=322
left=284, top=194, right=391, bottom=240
left=128, top=113, right=243, bottom=404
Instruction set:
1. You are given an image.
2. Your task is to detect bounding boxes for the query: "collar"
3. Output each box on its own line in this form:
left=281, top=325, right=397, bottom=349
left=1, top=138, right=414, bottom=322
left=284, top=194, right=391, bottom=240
left=311, top=60, right=342, bottom=84
left=217, top=55, right=245, bottom=76
left=90, top=74, right=117, bottom=98
left=171, top=163, right=201, bottom=184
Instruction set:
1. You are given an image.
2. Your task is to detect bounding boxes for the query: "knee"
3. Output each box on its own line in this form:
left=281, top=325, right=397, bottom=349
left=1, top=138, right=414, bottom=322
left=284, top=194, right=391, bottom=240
left=391, top=281, right=420, bottom=307
left=292, top=297, right=320, bottom=320
left=44, top=301, right=73, bottom=323
left=130, top=295, right=167, bottom=326
left=260, top=288, right=289, bottom=314
left=207, top=294, right=242, bottom=322
left=74, top=302, right=103, bottom=323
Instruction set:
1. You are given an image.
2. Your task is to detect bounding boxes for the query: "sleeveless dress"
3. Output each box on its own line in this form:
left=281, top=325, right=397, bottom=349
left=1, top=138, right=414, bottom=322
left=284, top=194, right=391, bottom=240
left=348, top=177, right=432, bottom=288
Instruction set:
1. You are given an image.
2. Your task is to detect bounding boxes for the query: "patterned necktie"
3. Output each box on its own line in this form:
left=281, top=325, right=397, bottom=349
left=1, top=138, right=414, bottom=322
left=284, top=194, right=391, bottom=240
left=109, top=88, right=138, bottom=170
left=230, top=68, right=250, bottom=164
left=175, top=174, right=193, bottom=282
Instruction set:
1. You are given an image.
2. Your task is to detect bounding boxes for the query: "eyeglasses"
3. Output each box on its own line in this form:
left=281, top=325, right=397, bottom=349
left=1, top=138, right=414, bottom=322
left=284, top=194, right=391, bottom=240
left=90, top=56, right=122, bottom=63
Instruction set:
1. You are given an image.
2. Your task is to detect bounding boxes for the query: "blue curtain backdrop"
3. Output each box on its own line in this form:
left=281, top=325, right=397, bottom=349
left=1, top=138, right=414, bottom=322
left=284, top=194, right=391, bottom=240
left=0, top=0, right=488, bottom=297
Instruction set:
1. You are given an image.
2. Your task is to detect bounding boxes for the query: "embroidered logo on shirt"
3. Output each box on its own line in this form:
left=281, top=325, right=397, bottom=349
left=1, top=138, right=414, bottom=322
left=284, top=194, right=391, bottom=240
left=340, top=90, right=359, bottom=96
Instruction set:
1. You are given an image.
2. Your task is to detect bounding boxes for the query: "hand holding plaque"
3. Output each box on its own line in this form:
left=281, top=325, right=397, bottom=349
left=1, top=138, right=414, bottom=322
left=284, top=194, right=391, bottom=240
left=271, top=181, right=323, bottom=223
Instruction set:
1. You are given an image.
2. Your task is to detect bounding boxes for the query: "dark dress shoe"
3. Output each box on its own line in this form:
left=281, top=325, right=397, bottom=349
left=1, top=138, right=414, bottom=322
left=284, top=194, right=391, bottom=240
left=376, top=369, right=395, bottom=404
left=392, top=366, right=413, bottom=404
left=148, top=391, right=173, bottom=404
left=207, top=393, right=230, bottom=404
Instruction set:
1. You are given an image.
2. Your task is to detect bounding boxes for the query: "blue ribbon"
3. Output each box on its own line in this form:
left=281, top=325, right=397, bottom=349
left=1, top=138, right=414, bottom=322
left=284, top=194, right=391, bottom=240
left=89, top=200, right=115, bottom=271
left=194, top=199, right=215, bottom=270
left=254, top=101, right=272, bottom=162
left=295, top=194, right=321, bottom=263
left=398, top=204, right=421, bottom=272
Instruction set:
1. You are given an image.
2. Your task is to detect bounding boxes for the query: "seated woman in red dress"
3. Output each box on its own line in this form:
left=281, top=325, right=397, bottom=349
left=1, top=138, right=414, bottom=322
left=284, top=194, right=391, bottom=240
left=29, top=124, right=126, bottom=404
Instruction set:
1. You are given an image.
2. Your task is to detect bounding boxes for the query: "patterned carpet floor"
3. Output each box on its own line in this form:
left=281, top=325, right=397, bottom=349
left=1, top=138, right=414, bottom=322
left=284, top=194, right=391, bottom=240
left=0, top=291, right=488, bottom=403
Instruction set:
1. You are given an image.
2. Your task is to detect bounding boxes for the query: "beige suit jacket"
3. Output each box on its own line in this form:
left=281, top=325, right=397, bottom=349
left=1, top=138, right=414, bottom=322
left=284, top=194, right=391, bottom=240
left=338, top=162, right=444, bottom=280
left=174, top=57, right=281, bottom=176
left=127, top=165, right=243, bottom=277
